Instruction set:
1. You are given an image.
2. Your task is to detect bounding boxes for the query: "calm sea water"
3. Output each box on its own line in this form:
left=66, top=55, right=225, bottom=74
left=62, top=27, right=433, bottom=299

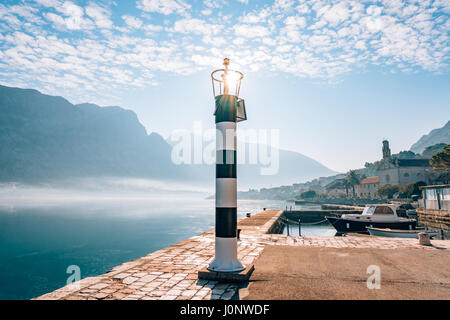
left=0, top=196, right=284, bottom=300
left=281, top=203, right=337, bottom=236
left=5, top=196, right=441, bottom=300
left=282, top=222, right=337, bottom=237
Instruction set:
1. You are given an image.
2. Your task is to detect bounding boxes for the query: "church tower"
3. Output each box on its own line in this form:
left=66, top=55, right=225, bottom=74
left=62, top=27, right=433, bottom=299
left=382, top=140, right=391, bottom=159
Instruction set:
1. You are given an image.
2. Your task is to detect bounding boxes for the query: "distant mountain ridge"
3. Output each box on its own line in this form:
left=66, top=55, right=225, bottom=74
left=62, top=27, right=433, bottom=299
left=0, top=85, right=336, bottom=188
left=410, top=121, right=450, bottom=154
left=0, top=85, right=179, bottom=182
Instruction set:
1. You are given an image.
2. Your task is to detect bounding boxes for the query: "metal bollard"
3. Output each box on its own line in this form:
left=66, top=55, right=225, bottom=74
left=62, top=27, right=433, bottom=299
left=418, top=232, right=431, bottom=246
left=286, top=221, right=290, bottom=236
left=298, top=218, right=301, bottom=236
left=237, top=228, right=241, bottom=240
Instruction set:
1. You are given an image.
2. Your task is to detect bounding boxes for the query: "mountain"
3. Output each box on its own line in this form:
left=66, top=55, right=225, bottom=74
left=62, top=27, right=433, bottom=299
left=0, top=85, right=180, bottom=182
left=238, top=147, right=337, bottom=189
left=410, top=121, right=450, bottom=154
left=176, top=144, right=338, bottom=190
left=0, top=85, right=336, bottom=188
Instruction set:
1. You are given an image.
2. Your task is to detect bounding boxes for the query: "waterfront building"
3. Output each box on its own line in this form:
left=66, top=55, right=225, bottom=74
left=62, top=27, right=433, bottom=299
left=419, top=184, right=450, bottom=210
left=377, top=140, right=431, bottom=186
left=417, top=184, right=450, bottom=235
left=377, top=158, right=431, bottom=186
left=382, top=140, right=391, bottom=159
left=355, top=176, right=379, bottom=198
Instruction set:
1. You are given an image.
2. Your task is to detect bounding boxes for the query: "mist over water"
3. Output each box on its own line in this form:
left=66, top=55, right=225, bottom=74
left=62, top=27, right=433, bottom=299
left=0, top=177, right=213, bottom=204
left=0, top=180, right=283, bottom=300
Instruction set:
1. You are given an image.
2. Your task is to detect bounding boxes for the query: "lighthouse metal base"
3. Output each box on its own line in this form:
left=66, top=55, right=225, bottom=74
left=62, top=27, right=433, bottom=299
left=199, top=237, right=253, bottom=283
left=198, top=264, right=254, bottom=283
left=207, top=237, right=245, bottom=272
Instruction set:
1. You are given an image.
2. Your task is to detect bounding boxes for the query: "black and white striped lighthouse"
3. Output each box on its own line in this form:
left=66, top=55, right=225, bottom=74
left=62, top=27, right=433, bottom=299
left=208, top=58, right=247, bottom=272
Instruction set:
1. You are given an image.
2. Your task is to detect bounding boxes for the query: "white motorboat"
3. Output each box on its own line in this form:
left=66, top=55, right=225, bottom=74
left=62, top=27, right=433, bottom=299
left=326, top=204, right=416, bottom=233
left=367, top=227, right=438, bottom=239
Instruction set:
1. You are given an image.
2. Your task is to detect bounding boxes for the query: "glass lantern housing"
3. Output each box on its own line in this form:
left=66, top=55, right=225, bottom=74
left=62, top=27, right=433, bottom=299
left=211, top=59, right=244, bottom=98
left=211, top=58, right=247, bottom=122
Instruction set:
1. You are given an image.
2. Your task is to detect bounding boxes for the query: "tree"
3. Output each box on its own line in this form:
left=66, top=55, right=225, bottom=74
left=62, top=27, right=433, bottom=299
left=300, top=190, right=317, bottom=199
left=346, top=170, right=362, bottom=198
left=422, top=143, right=446, bottom=158
left=432, top=170, right=450, bottom=184
left=364, top=161, right=379, bottom=177
left=376, top=185, right=400, bottom=199
left=342, top=180, right=351, bottom=198
left=398, top=181, right=426, bottom=198
left=430, top=145, right=450, bottom=170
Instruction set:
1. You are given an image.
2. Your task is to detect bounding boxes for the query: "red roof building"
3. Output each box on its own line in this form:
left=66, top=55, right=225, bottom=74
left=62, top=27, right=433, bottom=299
left=356, top=176, right=380, bottom=198
left=360, top=176, right=379, bottom=184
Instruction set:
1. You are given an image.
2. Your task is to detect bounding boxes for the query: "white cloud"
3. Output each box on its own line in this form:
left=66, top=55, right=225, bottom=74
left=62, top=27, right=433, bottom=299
left=55, top=1, right=83, bottom=18
left=234, top=24, right=271, bottom=38
left=273, top=0, right=295, bottom=11
left=314, top=2, right=350, bottom=27
left=241, top=8, right=271, bottom=24
left=204, top=0, right=227, bottom=9
left=34, top=0, right=61, bottom=7
left=354, top=40, right=366, bottom=50
left=360, top=15, right=393, bottom=33
left=44, top=12, right=93, bottom=31
left=6, top=4, right=40, bottom=19
left=122, top=15, right=143, bottom=29
left=284, top=16, right=306, bottom=27
left=309, top=35, right=330, bottom=47
left=280, top=16, right=306, bottom=42
left=86, top=3, right=113, bottom=29
left=366, top=5, right=383, bottom=17
left=201, top=9, right=212, bottom=16
left=381, top=0, right=404, bottom=16
left=137, top=0, right=190, bottom=15
left=144, top=24, right=163, bottom=32
left=0, top=4, right=45, bottom=29
left=43, top=1, right=94, bottom=31
left=171, top=18, right=222, bottom=36
left=0, top=0, right=448, bottom=101
left=191, top=54, right=222, bottom=67
left=233, top=37, right=245, bottom=45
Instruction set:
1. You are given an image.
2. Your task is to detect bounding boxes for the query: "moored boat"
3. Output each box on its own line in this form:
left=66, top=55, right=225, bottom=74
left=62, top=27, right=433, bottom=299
left=326, top=204, right=416, bottom=233
left=367, top=227, right=438, bottom=239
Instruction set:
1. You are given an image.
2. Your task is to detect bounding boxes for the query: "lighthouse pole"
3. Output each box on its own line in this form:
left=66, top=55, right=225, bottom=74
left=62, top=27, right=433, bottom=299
left=208, top=60, right=245, bottom=273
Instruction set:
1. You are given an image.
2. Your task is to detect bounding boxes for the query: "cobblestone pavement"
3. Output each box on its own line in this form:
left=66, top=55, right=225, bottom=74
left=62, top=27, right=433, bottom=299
left=36, top=210, right=450, bottom=300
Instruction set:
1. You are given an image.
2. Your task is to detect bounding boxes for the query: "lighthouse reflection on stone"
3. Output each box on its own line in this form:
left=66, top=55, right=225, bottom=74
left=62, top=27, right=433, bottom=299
left=208, top=58, right=247, bottom=272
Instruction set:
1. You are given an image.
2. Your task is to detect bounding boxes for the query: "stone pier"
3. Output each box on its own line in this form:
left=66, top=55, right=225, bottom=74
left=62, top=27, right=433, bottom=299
left=36, top=209, right=450, bottom=300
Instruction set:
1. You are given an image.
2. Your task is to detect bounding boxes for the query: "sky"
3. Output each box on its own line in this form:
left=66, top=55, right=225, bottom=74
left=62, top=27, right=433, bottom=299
left=0, top=0, right=449, bottom=173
